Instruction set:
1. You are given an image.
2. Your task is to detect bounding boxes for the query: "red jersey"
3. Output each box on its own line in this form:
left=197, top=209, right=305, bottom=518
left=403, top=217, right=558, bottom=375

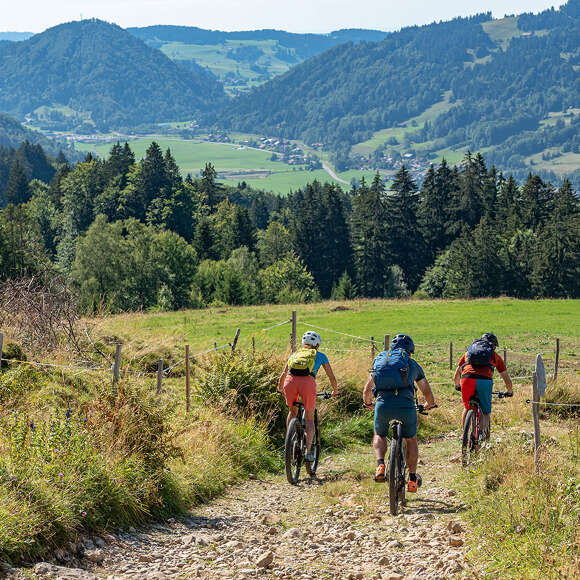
left=458, top=351, right=506, bottom=379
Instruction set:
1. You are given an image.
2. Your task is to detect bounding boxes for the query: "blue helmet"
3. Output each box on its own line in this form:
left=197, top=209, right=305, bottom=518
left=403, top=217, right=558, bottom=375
left=391, top=333, right=415, bottom=353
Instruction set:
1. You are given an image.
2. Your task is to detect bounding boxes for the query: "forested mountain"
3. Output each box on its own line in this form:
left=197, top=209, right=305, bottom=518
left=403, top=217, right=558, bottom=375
left=0, top=113, right=64, bottom=153
left=0, top=32, right=33, bottom=41
left=221, top=2, right=580, bottom=178
left=0, top=20, right=225, bottom=131
left=128, top=26, right=388, bottom=94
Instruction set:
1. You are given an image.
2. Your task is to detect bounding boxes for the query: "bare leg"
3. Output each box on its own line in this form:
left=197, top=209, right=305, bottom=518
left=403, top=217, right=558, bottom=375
left=286, top=406, right=298, bottom=428
left=405, top=436, right=419, bottom=473
left=461, top=408, right=468, bottom=428
left=373, top=432, right=388, bottom=461
left=304, top=409, right=315, bottom=452
left=480, top=413, right=490, bottom=438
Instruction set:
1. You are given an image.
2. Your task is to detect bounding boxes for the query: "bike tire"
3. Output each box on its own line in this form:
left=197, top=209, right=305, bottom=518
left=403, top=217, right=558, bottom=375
left=305, top=409, right=320, bottom=477
left=285, top=418, right=303, bottom=485
left=400, top=438, right=407, bottom=507
left=461, top=409, right=477, bottom=468
left=389, top=435, right=401, bottom=516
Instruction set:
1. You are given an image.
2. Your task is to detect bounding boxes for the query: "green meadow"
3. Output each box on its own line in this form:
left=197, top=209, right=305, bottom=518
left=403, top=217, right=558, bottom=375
left=76, top=138, right=375, bottom=193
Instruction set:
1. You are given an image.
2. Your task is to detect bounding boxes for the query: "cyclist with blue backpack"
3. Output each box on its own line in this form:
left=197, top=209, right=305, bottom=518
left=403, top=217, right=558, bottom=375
left=454, top=333, right=513, bottom=436
left=363, top=334, right=436, bottom=492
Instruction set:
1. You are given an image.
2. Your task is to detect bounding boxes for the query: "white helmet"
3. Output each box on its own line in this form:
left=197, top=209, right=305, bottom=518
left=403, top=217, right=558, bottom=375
left=302, top=331, right=322, bottom=348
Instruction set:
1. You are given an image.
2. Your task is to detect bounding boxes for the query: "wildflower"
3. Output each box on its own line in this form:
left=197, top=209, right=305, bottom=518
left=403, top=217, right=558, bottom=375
left=58, top=473, right=64, bottom=478
left=65, top=409, right=72, bottom=419
left=54, top=449, right=61, bottom=454
left=29, top=420, right=36, bottom=431
left=81, top=511, right=87, bottom=517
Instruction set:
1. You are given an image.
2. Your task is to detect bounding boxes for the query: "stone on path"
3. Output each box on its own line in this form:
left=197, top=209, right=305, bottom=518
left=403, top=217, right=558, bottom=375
left=33, top=562, right=99, bottom=579
left=255, top=550, right=274, bottom=568
left=448, top=535, right=464, bottom=547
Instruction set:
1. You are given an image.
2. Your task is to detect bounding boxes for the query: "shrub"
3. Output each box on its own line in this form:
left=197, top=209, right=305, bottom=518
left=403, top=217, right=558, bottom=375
left=193, top=350, right=285, bottom=434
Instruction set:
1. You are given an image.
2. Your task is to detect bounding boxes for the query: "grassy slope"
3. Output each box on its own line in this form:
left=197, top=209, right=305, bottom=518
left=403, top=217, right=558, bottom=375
left=76, top=137, right=375, bottom=193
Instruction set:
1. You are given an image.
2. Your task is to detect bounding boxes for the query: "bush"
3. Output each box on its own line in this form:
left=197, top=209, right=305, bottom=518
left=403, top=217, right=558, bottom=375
left=1, top=342, right=26, bottom=369
left=194, top=350, right=285, bottom=434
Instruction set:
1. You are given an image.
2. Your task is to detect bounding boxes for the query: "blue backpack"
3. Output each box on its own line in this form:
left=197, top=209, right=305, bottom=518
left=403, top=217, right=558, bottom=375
left=372, top=348, right=411, bottom=392
left=465, top=339, right=494, bottom=368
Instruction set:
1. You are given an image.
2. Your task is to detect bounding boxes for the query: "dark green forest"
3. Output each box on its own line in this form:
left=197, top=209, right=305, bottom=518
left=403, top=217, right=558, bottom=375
left=221, top=2, right=580, bottom=177
left=0, top=20, right=225, bottom=131
left=1, top=139, right=578, bottom=312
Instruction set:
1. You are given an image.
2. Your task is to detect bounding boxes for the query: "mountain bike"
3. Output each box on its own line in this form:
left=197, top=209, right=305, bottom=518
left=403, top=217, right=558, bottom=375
left=388, top=403, right=432, bottom=516
left=284, top=392, right=332, bottom=485
left=460, top=389, right=512, bottom=467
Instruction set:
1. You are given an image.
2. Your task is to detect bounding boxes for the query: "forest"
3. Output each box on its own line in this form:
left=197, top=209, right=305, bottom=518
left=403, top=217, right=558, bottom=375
left=0, top=139, right=578, bottom=312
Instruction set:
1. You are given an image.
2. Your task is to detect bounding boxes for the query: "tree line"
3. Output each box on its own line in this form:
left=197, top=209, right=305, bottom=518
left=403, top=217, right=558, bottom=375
left=0, top=141, right=578, bottom=313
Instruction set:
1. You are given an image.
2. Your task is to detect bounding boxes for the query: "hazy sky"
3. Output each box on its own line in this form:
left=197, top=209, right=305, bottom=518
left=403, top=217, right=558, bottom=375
left=2, top=0, right=568, bottom=33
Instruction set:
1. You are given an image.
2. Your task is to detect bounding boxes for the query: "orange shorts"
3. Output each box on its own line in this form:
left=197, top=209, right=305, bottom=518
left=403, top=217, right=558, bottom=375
left=283, top=375, right=317, bottom=411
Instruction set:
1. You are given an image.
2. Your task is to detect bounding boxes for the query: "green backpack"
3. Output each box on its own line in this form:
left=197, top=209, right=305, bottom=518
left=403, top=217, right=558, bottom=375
left=288, top=348, right=318, bottom=376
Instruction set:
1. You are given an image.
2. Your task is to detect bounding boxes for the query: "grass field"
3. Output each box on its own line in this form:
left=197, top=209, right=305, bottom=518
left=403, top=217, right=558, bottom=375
left=99, top=298, right=580, bottom=385
left=351, top=92, right=457, bottom=156
left=481, top=16, right=521, bottom=49
left=77, top=137, right=376, bottom=193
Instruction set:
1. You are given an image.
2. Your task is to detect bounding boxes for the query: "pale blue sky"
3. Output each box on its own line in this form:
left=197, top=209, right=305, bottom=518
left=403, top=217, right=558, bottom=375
left=2, top=0, right=568, bottom=33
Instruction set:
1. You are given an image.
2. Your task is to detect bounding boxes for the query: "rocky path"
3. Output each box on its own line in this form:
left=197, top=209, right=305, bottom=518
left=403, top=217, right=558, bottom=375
left=15, top=437, right=472, bottom=580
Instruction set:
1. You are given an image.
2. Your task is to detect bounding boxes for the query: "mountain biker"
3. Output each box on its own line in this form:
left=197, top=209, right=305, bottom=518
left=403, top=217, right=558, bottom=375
left=363, top=333, right=436, bottom=492
left=277, top=331, right=338, bottom=462
left=454, top=332, right=513, bottom=436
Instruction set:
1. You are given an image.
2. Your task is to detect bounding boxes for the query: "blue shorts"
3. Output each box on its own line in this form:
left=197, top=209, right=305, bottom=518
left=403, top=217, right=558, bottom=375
left=374, top=398, right=417, bottom=439
left=461, top=377, right=493, bottom=415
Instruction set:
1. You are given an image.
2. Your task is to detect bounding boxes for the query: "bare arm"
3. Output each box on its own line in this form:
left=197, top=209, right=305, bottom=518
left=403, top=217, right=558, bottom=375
left=322, top=362, right=338, bottom=396
left=453, top=366, right=461, bottom=388
left=416, top=378, right=436, bottom=409
left=500, top=370, right=513, bottom=393
left=363, top=374, right=374, bottom=407
left=277, top=363, right=288, bottom=392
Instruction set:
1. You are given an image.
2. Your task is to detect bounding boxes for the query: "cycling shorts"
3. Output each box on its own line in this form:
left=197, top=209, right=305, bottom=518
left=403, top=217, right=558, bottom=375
left=283, top=375, right=316, bottom=411
left=461, top=376, right=493, bottom=414
left=374, top=398, right=417, bottom=438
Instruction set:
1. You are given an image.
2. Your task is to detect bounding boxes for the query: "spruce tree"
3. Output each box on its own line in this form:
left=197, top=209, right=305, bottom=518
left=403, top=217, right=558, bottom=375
left=387, top=167, right=426, bottom=291
left=351, top=176, right=390, bottom=297
left=4, top=159, right=31, bottom=205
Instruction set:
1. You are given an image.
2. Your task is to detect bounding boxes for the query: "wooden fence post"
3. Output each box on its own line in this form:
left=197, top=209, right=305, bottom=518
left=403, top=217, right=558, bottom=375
left=252, top=335, right=255, bottom=354
left=231, top=328, right=241, bottom=351
left=291, top=310, right=297, bottom=353
left=449, top=342, right=453, bottom=370
left=532, top=370, right=541, bottom=474
left=371, top=336, right=376, bottom=360
left=112, top=343, right=122, bottom=394
left=185, top=345, right=191, bottom=413
left=553, top=338, right=560, bottom=381
left=214, top=342, right=217, bottom=351
left=384, top=334, right=390, bottom=352
left=0, top=331, right=3, bottom=371
left=156, top=359, right=163, bottom=395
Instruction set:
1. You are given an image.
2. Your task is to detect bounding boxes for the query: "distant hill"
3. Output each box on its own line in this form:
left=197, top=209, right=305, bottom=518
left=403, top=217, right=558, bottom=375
left=0, top=113, right=60, bottom=152
left=0, top=32, right=34, bottom=41
left=221, top=1, right=580, bottom=180
left=128, top=25, right=388, bottom=94
left=0, top=19, right=225, bottom=131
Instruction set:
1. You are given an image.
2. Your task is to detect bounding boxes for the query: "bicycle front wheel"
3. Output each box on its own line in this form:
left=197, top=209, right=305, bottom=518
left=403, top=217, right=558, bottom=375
left=305, top=409, right=320, bottom=477
left=461, top=409, right=477, bottom=468
left=285, top=418, right=303, bottom=485
left=389, top=435, right=402, bottom=516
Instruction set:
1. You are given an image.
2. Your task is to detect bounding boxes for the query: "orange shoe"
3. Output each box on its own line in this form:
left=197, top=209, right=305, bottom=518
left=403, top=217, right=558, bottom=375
left=407, top=474, right=422, bottom=493
left=374, top=463, right=386, bottom=482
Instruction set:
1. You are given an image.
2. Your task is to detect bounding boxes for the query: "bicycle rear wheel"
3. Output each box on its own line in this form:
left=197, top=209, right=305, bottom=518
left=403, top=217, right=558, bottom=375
left=285, top=418, right=303, bottom=484
left=461, top=409, right=478, bottom=467
left=305, top=409, right=320, bottom=477
left=389, top=434, right=402, bottom=516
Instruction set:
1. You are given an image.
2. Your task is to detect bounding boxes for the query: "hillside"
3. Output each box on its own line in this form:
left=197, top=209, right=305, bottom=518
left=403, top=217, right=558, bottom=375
left=128, top=26, right=388, bottom=94
left=0, top=20, right=225, bottom=131
left=0, top=112, right=66, bottom=154
left=221, top=2, right=580, bottom=180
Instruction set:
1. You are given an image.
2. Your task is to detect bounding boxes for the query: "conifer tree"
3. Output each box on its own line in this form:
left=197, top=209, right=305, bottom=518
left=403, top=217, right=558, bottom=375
left=4, top=159, right=31, bottom=205
left=387, top=167, right=426, bottom=290
left=351, top=176, right=390, bottom=297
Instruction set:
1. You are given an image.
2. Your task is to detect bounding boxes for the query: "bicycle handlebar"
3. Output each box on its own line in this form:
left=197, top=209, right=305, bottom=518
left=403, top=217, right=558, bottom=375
left=317, top=392, right=333, bottom=400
